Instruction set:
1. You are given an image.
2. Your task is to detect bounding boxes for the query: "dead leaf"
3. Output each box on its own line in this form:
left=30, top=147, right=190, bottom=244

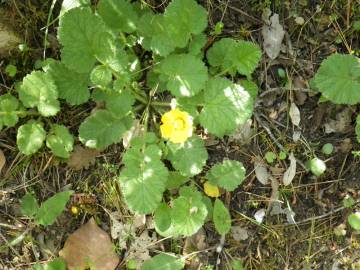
left=324, top=108, right=352, bottom=134
left=67, top=145, right=100, bottom=170
left=229, top=119, right=254, bottom=145
left=289, top=103, right=301, bottom=126
left=254, top=157, right=270, bottom=185
left=231, top=226, right=249, bottom=241
left=0, top=149, right=5, bottom=174
left=339, top=138, right=353, bottom=153
left=59, top=218, right=119, bottom=270
left=283, top=152, right=296, bottom=186
left=126, top=230, right=158, bottom=266
left=254, top=208, right=266, bottom=223
left=262, top=13, right=285, bottom=59
left=292, top=130, right=301, bottom=142
left=183, top=228, right=207, bottom=254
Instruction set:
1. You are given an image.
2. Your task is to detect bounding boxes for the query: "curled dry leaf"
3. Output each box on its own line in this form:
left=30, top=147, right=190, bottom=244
left=0, top=149, right=5, bottom=174
left=254, top=208, right=266, bottom=224
left=289, top=102, right=301, bottom=126
left=67, top=145, right=100, bottom=170
left=126, top=230, right=158, bottom=266
left=59, top=218, right=119, bottom=270
left=282, top=152, right=296, bottom=186
left=261, top=13, right=285, bottom=59
left=254, top=157, right=269, bottom=185
left=324, top=108, right=352, bottom=134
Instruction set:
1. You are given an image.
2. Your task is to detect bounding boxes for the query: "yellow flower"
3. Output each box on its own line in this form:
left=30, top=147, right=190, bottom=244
left=160, top=108, right=193, bottom=143
left=71, top=206, right=79, bottom=215
left=204, top=181, right=220, bottom=198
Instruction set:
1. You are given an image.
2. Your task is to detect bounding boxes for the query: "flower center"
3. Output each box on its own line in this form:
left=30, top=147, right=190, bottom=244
left=173, top=118, right=185, bottom=130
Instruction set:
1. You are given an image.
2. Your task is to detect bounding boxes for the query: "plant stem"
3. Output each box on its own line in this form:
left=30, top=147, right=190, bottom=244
left=151, top=101, right=171, bottom=107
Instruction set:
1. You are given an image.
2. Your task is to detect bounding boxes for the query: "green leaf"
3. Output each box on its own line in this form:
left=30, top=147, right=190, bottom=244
left=96, top=40, right=129, bottom=75
left=356, top=115, right=360, bottom=143
left=166, top=171, right=189, bottom=190
left=43, top=258, right=67, bottom=270
left=213, top=199, right=231, bottom=235
left=265, top=151, right=276, bottom=163
left=58, top=8, right=114, bottom=73
left=158, top=54, right=208, bottom=97
left=98, top=0, right=138, bottom=33
left=348, top=212, right=360, bottom=230
left=46, top=124, right=74, bottom=158
left=207, top=38, right=261, bottom=77
left=166, top=137, right=208, bottom=177
left=119, top=144, right=169, bottom=214
left=105, top=90, right=134, bottom=117
left=18, top=71, right=60, bottom=116
left=188, top=33, right=207, bottom=56
left=138, top=13, right=176, bottom=56
left=313, top=54, right=360, bottom=105
left=309, top=157, right=326, bottom=177
left=171, top=190, right=207, bottom=236
left=154, top=203, right=172, bottom=233
left=17, top=121, right=46, bottom=155
left=5, top=64, right=17, bottom=77
left=0, top=94, right=20, bottom=129
left=20, top=193, right=39, bottom=217
left=231, top=260, right=245, bottom=270
left=141, top=254, right=184, bottom=270
left=60, top=0, right=90, bottom=15
left=79, top=110, right=132, bottom=149
left=35, top=191, right=73, bottom=226
left=199, top=78, right=253, bottom=137
left=90, top=65, right=113, bottom=86
left=47, top=61, right=90, bottom=105
left=240, top=79, right=258, bottom=100
left=207, top=160, right=246, bottom=191
left=164, top=0, right=207, bottom=47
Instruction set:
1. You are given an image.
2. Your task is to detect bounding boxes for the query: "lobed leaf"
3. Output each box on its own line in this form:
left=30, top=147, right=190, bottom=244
left=119, top=144, right=169, bottom=214
left=157, top=54, right=208, bottom=97
left=79, top=110, right=133, bottom=149
left=0, top=94, right=20, bottom=129
left=206, top=160, right=246, bottom=191
left=313, top=54, right=360, bottom=105
left=166, top=136, right=208, bottom=177
left=17, top=121, right=46, bottom=155
left=47, top=61, right=90, bottom=105
left=199, top=78, right=253, bottom=137
left=18, top=71, right=60, bottom=116
left=141, top=254, right=184, bottom=270
left=46, top=124, right=74, bottom=158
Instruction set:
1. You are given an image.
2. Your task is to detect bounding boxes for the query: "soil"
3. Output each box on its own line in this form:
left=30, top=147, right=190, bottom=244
left=0, top=0, right=360, bottom=269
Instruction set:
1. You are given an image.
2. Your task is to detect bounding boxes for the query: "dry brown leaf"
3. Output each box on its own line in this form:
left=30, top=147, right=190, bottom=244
left=262, top=12, right=285, bottom=59
left=67, top=145, right=100, bottom=170
left=0, top=149, right=5, bottom=174
left=126, top=230, right=158, bottom=266
left=283, top=152, right=296, bottom=186
left=289, top=103, right=301, bottom=126
left=59, top=218, right=119, bottom=270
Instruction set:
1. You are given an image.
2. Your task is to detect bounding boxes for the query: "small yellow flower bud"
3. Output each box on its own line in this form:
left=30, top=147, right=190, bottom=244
left=204, top=181, right=220, bottom=198
left=71, top=206, right=79, bottom=215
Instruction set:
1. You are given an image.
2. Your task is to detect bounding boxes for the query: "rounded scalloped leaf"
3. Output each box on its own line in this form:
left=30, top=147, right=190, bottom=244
left=206, top=160, right=246, bottom=191
left=199, top=78, right=254, bottom=137
left=79, top=110, right=132, bottom=149
left=47, top=61, right=90, bottom=105
left=90, top=65, right=112, bottom=86
left=58, top=7, right=113, bottom=73
left=46, top=124, right=74, bottom=158
left=0, top=94, right=19, bottom=129
left=313, top=54, right=360, bottom=105
left=166, top=136, right=208, bottom=177
left=207, top=38, right=261, bottom=77
left=97, top=0, right=138, bottom=33
left=18, top=71, right=60, bottom=117
left=17, top=121, right=46, bottom=155
left=171, top=190, right=208, bottom=236
left=119, top=145, right=168, bottom=214
left=213, top=199, right=231, bottom=235
left=158, top=54, right=208, bottom=97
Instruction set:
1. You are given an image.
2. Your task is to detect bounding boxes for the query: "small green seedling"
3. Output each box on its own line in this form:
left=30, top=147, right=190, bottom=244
left=33, top=258, right=66, bottom=270
left=321, top=143, right=334, bottom=155
left=5, top=64, right=17, bottom=77
left=279, top=151, right=287, bottom=160
left=127, top=259, right=137, bottom=269
left=342, top=195, right=355, bottom=208
left=348, top=212, right=360, bottom=230
left=309, top=157, right=326, bottom=176
left=265, top=151, right=276, bottom=163
left=213, top=22, right=224, bottom=35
